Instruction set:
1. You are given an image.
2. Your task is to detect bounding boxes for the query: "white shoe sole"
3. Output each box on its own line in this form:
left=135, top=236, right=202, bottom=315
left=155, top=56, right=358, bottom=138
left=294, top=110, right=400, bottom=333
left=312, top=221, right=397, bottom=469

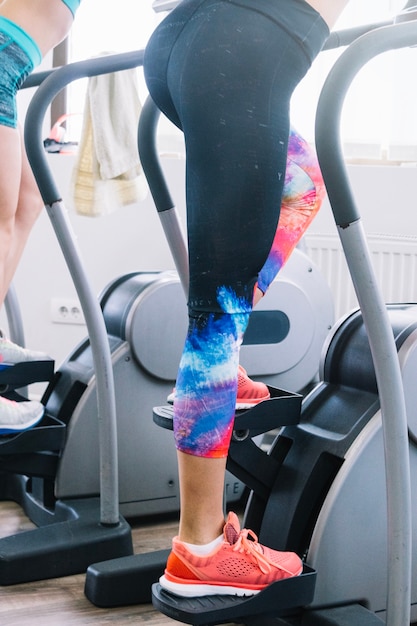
left=159, top=574, right=261, bottom=598
left=167, top=396, right=270, bottom=411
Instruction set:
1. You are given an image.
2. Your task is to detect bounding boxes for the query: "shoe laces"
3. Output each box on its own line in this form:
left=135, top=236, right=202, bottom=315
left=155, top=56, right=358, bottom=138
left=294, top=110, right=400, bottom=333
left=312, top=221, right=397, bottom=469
left=230, top=527, right=297, bottom=577
left=232, top=528, right=274, bottom=574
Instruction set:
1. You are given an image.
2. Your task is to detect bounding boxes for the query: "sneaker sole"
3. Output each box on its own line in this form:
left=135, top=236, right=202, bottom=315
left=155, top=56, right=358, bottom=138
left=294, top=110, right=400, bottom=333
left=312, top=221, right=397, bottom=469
left=0, top=406, right=44, bottom=436
left=235, top=397, right=270, bottom=410
left=159, top=574, right=262, bottom=597
left=167, top=397, right=271, bottom=410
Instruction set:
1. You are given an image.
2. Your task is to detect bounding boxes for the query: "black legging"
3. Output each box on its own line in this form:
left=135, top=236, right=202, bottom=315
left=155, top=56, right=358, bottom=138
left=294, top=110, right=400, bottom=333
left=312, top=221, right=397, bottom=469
left=144, top=0, right=328, bottom=458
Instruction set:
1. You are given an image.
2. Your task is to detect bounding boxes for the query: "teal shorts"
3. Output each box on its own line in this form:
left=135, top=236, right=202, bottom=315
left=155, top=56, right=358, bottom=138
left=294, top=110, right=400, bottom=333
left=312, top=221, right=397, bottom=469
left=0, top=17, right=41, bottom=128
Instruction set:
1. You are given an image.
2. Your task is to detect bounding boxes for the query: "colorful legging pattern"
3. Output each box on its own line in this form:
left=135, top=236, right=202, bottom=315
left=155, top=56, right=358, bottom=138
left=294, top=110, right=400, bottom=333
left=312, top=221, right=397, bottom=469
left=173, top=129, right=325, bottom=457
left=144, top=0, right=329, bottom=458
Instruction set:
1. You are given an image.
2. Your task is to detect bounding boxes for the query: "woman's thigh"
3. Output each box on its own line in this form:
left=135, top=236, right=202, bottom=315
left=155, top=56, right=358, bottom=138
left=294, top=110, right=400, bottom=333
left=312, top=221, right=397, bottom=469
left=145, top=0, right=323, bottom=313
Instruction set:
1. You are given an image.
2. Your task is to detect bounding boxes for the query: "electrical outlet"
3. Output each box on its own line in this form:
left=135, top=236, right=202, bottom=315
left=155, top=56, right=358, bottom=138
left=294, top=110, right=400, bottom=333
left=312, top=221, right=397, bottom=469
left=51, top=298, right=86, bottom=325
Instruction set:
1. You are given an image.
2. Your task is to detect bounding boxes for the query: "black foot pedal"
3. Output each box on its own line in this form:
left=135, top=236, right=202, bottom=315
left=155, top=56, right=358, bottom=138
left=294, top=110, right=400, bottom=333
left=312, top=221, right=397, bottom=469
left=154, top=387, right=302, bottom=437
left=0, top=360, right=55, bottom=391
left=152, top=565, right=316, bottom=625
left=0, top=412, right=65, bottom=456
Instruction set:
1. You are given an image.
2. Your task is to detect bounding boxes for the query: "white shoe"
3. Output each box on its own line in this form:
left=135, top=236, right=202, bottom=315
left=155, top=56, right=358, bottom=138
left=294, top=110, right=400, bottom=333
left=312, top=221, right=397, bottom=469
left=0, top=395, right=44, bottom=435
left=0, top=330, right=52, bottom=368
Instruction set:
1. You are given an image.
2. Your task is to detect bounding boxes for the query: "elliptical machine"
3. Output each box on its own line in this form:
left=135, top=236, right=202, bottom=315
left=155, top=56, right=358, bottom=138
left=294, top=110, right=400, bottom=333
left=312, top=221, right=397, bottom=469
left=86, top=8, right=417, bottom=626
left=148, top=11, right=417, bottom=626
left=0, top=46, right=332, bottom=585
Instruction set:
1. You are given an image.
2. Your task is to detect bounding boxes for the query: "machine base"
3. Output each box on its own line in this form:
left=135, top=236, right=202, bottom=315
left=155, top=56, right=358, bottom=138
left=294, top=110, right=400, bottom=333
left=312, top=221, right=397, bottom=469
left=0, top=498, right=133, bottom=585
left=299, top=604, right=385, bottom=625
left=85, top=549, right=170, bottom=606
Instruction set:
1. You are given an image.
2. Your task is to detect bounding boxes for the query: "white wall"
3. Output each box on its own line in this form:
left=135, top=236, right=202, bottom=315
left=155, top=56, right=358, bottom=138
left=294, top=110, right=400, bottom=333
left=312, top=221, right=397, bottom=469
left=305, top=164, right=417, bottom=320
left=308, top=163, right=417, bottom=239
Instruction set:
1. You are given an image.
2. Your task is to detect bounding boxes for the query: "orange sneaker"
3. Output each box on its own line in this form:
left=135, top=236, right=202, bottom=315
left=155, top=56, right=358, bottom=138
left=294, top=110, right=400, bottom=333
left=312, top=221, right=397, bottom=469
left=167, top=365, right=270, bottom=410
left=235, top=365, right=270, bottom=410
left=159, top=511, right=303, bottom=598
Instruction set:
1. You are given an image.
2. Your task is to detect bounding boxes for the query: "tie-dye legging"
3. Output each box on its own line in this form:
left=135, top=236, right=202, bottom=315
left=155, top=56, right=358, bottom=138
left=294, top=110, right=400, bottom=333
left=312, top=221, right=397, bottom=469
left=144, top=0, right=329, bottom=458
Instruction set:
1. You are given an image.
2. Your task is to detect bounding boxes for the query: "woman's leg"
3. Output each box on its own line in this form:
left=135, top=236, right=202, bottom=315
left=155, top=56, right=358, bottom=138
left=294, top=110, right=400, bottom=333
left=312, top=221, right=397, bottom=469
left=145, top=0, right=329, bottom=595
left=167, top=129, right=325, bottom=403
left=0, top=0, right=79, bottom=428
left=0, top=0, right=76, bottom=303
left=0, top=127, right=44, bottom=304
left=177, top=452, right=226, bottom=544
left=177, top=129, right=326, bottom=544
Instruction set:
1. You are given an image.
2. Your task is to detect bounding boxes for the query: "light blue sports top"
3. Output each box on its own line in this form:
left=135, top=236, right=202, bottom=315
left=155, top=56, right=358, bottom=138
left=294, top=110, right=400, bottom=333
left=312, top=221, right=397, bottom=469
left=61, top=0, right=81, bottom=18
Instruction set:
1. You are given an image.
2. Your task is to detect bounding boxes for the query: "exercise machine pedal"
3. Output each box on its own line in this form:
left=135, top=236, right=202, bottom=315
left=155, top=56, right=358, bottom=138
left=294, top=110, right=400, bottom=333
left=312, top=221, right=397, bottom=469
left=0, top=359, right=55, bottom=392
left=84, top=390, right=303, bottom=608
left=0, top=358, right=133, bottom=585
left=153, top=385, right=303, bottom=436
left=0, top=381, right=66, bottom=488
left=149, top=394, right=317, bottom=625
left=151, top=565, right=316, bottom=626
left=0, top=410, right=65, bottom=457
left=0, top=392, right=133, bottom=585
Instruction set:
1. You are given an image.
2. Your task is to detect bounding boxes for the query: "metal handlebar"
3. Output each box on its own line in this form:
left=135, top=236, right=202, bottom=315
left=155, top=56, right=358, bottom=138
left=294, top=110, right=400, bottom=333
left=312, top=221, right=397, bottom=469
left=24, top=50, right=144, bottom=526
left=315, top=20, right=417, bottom=626
left=25, top=50, right=144, bottom=205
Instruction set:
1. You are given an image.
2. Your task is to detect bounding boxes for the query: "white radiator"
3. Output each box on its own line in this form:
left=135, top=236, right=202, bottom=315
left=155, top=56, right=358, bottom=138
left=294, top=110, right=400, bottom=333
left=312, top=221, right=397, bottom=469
left=306, top=233, right=417, bottom=321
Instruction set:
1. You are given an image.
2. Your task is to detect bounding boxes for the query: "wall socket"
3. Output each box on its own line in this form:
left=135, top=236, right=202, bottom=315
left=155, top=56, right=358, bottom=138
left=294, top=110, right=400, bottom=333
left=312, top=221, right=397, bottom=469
left=50, top=298, right=86, bottom=325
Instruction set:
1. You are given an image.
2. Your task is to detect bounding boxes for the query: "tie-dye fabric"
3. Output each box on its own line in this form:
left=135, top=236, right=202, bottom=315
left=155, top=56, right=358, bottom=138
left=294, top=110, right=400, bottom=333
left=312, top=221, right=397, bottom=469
left=174, top=288, right=251, bottom=457
left=257, top=129, right=326, bottom=293
left=174, top=130, right=325, bottom=458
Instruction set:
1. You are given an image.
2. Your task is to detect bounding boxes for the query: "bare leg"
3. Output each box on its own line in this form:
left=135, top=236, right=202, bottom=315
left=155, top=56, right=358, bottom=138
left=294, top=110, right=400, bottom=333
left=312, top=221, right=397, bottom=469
left=177, top=451, right=226, bottom=544
left=0, top=0, right=77, bottom=429
left=0, top=127, right=43, bottom=304
left=0, top=0, right=75, bottom=307
left=0, top=126, right=24, bottom=304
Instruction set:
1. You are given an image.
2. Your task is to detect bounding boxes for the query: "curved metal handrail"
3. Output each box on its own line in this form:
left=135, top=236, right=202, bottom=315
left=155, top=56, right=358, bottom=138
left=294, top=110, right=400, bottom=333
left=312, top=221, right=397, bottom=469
left=138, top=97, right=189, bottom=295
left=315, top=20, right=417, bottom=626
left=24, top=50, right=144, bottom=526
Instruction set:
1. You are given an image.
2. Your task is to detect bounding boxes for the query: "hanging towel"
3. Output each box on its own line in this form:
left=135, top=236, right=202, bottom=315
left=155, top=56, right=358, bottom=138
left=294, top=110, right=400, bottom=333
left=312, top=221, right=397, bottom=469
left=72, top=63, right=148, bottom=217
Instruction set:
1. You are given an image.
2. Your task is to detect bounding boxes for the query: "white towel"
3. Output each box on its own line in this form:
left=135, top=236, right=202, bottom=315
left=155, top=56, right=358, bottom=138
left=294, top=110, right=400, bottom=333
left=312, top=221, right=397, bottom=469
left=72, top=64, right=148, bottom=217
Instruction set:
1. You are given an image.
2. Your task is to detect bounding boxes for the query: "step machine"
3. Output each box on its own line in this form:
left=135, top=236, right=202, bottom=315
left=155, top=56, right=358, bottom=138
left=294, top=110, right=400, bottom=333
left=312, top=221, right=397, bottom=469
left=86, top=12, right=416, bottom=626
